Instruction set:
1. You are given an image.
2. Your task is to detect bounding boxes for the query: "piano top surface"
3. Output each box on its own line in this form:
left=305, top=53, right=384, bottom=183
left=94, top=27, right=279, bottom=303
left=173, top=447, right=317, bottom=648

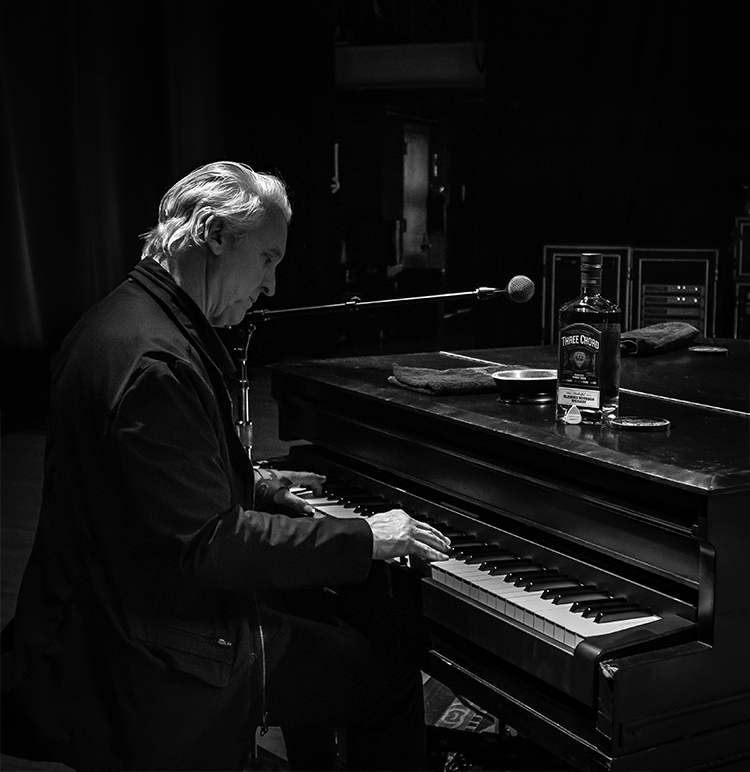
left=270, top=339, right=750, bottom=498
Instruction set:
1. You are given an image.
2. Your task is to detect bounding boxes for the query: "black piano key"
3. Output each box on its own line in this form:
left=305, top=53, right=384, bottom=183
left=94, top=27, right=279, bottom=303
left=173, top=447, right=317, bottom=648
left=484, top=558, right=535, bottom=574
left=407, top=508, right=428, bottom=518
left=430, top=521, right=460, bottom=531
left=509, top=570, right=564, bottom=586
left=502, top=567, right=548, bottom=582
left=479, top=555, right=523, bottom=568
left=571, top=597, right=628, bottom=615
left=582, top=602, right=640, bottom=619
left=521, top=577, right=579, bottom=592
left=438, top=528, right=467, bottom=539
left=451, top=539, right=486, bottom=549
left=354, top=502, right=394, bottom=514
left=595, top=607, right=654, bottom=624
left=464, top=549, right=511, bottom=564
left=324, top=486, right=362, bottom=500
left=552, top=591, right=610, bottom=606
left=453, top=544, right=504, bottom=560
left=542, top=584, right=596, bottom=600
left=321, top=482, right=356, bottom=492
left=448, top=536, right=485, bottom=548
left=571, top=597, right=638, bottom=617
left=454, top=543, right=498, bottom=554
left=339, top=494, right=385, bottom=506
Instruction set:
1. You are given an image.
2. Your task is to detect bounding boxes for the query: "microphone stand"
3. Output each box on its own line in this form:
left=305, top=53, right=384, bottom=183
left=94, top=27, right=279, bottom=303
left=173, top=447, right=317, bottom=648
left=233, top=322, right=256, bottom=462
left=230, top=284, right=523, bottom=460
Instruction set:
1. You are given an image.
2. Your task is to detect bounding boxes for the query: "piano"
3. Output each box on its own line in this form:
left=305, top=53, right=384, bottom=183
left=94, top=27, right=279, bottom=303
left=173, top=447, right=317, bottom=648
left=267, top=341, right=750, bottom=771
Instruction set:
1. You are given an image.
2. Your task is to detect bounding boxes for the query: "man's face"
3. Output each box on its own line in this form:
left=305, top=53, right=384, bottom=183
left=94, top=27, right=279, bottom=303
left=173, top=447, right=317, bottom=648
left=206, top=209, right=288, bottom=327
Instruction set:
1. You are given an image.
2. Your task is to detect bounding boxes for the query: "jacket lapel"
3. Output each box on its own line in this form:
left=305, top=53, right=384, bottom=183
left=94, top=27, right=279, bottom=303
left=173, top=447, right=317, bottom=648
left=129, top=260, right=255, bottom=480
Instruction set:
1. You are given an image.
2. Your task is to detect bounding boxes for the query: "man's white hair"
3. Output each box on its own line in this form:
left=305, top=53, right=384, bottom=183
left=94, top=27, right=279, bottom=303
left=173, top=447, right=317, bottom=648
left=140, top=161, right=291, bottom=260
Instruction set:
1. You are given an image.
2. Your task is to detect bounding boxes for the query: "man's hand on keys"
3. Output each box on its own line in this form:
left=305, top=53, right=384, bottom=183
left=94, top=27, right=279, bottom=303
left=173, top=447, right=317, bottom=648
left=367, top=509, right=451, bottom=562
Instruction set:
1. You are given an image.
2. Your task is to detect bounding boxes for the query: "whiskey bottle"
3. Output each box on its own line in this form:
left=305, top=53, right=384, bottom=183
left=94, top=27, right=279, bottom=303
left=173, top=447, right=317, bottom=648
left=556, top=253, right=621, bottom=425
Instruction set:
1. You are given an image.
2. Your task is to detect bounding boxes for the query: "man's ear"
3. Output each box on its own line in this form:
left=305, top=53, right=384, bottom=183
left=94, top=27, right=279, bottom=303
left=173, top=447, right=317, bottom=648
left=204, top=216, right=224, bottom=256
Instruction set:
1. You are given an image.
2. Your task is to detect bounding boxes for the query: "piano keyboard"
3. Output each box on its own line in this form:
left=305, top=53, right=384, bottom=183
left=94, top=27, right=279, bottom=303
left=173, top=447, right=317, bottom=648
left=294, top=483, right=397, bottom=519
left=292, top=483, right=662, bottom=651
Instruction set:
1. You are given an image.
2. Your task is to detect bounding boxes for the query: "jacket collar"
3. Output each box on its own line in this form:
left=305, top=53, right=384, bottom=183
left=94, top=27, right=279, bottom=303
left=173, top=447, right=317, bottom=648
left=129, top=258, right=237, bottom=379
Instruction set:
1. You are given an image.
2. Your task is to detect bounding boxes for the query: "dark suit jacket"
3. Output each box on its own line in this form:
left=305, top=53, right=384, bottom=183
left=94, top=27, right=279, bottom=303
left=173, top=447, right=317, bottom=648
left=2, top=260, right=373, bottom=771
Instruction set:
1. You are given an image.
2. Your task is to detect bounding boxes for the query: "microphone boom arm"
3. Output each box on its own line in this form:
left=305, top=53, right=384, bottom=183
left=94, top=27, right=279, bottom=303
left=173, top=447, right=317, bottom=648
left=245, top=285, right=514, bottom=323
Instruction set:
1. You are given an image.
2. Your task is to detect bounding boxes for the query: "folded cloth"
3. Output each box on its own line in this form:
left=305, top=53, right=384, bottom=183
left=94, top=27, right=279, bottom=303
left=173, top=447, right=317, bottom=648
left=388, top=364, right=509, bottom=395
left=620, top=321, right=700, bottom=357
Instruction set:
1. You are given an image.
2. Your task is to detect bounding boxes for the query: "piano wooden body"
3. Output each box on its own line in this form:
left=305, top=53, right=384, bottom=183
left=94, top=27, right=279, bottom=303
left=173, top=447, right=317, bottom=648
left=268, top=341, right=750, bottom=771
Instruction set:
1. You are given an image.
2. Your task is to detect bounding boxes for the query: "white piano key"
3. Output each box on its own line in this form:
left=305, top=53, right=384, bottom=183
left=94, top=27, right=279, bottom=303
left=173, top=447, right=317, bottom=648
left=431, top=560, right=484, bottom=593
left=569, top=612, right=662, bottom=638
left=511, top=596, right=584, bottom=646
left=472, top=575, right=513, bottom=608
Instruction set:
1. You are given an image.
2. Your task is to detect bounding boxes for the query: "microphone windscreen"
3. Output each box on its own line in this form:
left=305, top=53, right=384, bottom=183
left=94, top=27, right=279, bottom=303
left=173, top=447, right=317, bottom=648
left=507, top=275, right=535, bottom=303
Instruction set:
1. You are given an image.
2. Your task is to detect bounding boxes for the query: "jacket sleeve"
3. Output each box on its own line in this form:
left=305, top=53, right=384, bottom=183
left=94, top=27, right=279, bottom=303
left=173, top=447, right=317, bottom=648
left=110, top=357, right=373, bottom=591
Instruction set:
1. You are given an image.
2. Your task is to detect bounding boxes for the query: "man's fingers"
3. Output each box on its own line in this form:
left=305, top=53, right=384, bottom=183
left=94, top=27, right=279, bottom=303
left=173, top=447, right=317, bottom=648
left=414, top=523, right=451, bottom=554
left=413, top=541, right=451, bottom=563
left=414, top=520, right=449, bottom=540
left=274, top=470, right=326, bottom=496
left=273, top=488, right=315, bottom=515
left=415, top=534, right=451, bottom=557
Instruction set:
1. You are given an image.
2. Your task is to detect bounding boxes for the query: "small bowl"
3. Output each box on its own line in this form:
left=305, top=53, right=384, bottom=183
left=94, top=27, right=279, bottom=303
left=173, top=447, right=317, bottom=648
left=491, top=368, right=557, bottom=404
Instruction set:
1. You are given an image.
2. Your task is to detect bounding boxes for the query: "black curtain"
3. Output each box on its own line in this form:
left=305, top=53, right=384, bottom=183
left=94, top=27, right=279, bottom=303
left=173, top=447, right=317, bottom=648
left=1, top=0, right=337, bottom=430
left=1, top=2, right=225, bottom=353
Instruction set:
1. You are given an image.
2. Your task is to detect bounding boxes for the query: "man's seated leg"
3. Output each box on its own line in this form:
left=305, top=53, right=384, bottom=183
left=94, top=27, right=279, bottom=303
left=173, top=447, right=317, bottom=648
left=280, top=725, right=337, bottom=771
left=263, top=607, right=427, bottom=772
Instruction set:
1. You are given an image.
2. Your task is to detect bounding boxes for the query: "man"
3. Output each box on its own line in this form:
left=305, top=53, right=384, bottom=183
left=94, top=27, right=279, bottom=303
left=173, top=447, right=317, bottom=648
left=2, top=161, right=450, bottom=771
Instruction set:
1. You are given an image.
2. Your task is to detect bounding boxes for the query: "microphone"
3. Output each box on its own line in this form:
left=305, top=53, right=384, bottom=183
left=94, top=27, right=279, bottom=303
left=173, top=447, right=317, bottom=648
left=477, top=275, right=535, bottom=303
left=505, top=274, right=535, bottom=303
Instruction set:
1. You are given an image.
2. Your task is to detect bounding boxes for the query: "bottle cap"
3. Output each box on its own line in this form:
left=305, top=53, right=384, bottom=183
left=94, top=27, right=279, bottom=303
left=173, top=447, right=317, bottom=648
left=688, top=345, right=728, bottom=355
left=610, top=416, right=671, bottom=432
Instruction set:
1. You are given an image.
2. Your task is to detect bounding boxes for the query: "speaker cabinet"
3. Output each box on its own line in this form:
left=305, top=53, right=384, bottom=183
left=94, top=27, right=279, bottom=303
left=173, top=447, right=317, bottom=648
left=733, top=217, right=750, bottom=278
left=734, top=282, right=750, bottom=339
left=632, top=248, right=718, bottom=336
left=542, top=246, right=631, bottom=345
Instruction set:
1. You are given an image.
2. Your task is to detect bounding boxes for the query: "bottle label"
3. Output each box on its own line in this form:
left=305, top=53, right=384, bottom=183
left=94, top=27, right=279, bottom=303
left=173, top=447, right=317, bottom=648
left=557, top=322, right=603, bottom=411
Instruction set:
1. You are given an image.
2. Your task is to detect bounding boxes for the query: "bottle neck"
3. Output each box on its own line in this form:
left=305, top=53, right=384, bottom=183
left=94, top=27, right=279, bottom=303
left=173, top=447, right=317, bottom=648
left=580, top=258, right=603, bottom=296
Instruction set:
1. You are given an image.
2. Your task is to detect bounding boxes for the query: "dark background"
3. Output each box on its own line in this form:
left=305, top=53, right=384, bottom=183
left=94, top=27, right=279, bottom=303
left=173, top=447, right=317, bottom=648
left=2, top=0, right=748, bottom=432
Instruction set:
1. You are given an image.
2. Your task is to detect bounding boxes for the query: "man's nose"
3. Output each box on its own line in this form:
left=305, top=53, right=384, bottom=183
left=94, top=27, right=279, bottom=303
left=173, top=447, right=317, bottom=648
left=261, top=270, right=276, bottom=297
